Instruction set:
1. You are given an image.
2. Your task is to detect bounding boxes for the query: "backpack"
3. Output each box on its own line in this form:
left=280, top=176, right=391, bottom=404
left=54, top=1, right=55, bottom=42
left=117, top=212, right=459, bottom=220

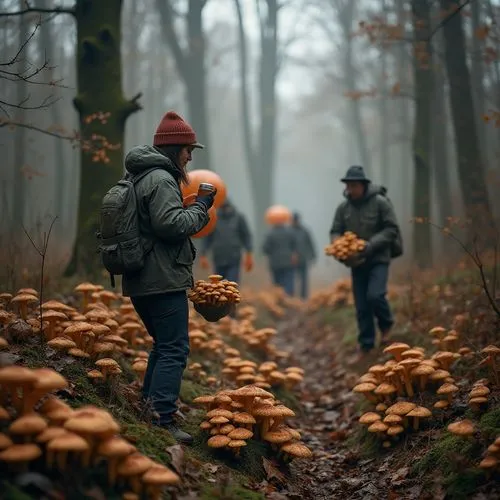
left=97, top=167, right=161, bottom=287
left=377, top=186, right=403, bottom=259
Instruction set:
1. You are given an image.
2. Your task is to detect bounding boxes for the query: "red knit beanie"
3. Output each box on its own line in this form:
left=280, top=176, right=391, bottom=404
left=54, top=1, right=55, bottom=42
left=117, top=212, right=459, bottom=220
left=153, top=111, right=204, bottom=148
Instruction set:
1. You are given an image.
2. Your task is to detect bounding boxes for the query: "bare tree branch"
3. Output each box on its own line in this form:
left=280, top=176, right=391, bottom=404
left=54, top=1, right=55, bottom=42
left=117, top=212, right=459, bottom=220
left=0, top=3, right=75, bottom=17
left=427, top=0, right=475, bottom=41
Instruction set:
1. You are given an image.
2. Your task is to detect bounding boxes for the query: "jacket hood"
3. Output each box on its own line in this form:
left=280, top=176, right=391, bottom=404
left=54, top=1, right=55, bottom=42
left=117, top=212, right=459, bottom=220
left=344, top=183, right=383, bottom=202
left=125, top=145, right=179, bottom=177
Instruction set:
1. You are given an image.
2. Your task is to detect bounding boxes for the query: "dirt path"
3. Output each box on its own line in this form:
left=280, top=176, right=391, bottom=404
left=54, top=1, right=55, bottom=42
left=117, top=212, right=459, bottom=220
left=275, top=315, right=427, bottom=500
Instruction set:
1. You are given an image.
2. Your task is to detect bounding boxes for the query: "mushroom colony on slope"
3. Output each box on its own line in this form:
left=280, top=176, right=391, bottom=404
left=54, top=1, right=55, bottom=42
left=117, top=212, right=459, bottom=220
left=0, top=366, right=180, bottom=499
left=193, top=384, right=312, bottom=461
left=352, top=327, right=500, bottom=468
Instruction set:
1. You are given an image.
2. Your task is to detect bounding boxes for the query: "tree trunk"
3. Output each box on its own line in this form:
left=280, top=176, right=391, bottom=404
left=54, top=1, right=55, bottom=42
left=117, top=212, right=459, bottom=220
left=11, top=1, right=29, bottom=235
left=439, top=0, right=494, bottom=240
left=156, top=0, right=211, bottom=171
left=68, top=0, right=141, bottom=274
left=378, top=0, right=389, bottom=184
left=233, top=0, right=256, bottom=173
left=395, top=0, right=412, bottom=241
left=340, top=1, right=370, bottom=172
left=411, top=0, right=433, bottom=268
left=37, top=0, right=66, bottom=234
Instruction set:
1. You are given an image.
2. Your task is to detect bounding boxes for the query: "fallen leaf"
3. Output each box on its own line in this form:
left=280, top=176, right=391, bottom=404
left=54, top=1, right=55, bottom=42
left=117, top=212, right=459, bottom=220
left=262, top=457, right=286, bottom=485
left=391, top=466, right=409, bottom=484
left=166, top=444, right=185, bottom=475
left=203, top=463, right=220, bottom=474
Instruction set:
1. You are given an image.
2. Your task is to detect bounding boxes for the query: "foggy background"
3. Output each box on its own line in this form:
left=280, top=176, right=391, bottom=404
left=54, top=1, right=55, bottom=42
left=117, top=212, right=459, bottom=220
left=1, top=0, right=500, bottom=289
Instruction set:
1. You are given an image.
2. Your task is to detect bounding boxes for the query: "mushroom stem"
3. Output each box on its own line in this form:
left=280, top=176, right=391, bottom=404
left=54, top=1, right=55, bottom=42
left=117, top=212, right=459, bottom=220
left=412, top=417, right=420, bottom=431
left=129, top=475, right=142, bottom=495
left=56, top=449, right=69, bottom=471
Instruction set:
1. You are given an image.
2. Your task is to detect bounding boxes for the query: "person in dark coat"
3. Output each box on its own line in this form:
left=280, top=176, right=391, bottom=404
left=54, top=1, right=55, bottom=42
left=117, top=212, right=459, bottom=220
left=122, top=111, right=215, bottom=444
left=330, top=165, right=400, bottom=360
left=199, top=199, right=253, bottom=283
left=262, top=223, right=298, bottom=296
left=291, top=212, right=316, bottom=299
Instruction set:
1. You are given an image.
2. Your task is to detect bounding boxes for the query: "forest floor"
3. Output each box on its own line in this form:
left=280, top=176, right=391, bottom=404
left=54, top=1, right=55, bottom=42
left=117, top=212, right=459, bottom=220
left=1, top=265, right=500, bottom=499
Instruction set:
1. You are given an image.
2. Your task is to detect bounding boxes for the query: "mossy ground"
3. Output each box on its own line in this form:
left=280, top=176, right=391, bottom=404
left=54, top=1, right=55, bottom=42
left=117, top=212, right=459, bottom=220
left=2, top=318, right=300, bottom=498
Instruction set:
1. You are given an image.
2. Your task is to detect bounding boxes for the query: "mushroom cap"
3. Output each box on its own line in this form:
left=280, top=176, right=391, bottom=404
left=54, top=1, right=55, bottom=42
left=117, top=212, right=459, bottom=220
left=411, top=364, right=435, bottom=376
left=219, top=424, right=236, bottom=435
left=41, top=300, right=73, bottom=312
left=64, top=413, right=115, bottom=435
left=42, top=310, right=68, bottom=321
left=142, top=465, right=180, bottom=486
left=447, top=419, right=475, bottom=436
left=469, top=397, right=488, bottom=405
left=481, top=345, right=500, bottom=355
left=63, top=321, right=94, bottom=335
left=429, top=369, right=450, bottom=381
left=401, top=349, right=425, bottom=359
left=383, top=342, right=410, bottom=356
left=47, top=337, right=77, bottom=350
left=47, top=432, right=89, bottom=452
left=368, top=421, right=388, bottom=433
left=227, top=428, right=253, bottom=440
left=207, top=435, right=231, bottom=448
left=374, top=383, right=397, bottom=395
left=0, top=443, right=42, bottom=462
left=285, top=366, right=305, bottom=375
left=375, top=403, right=388, bottom=412
left=479, top=456, right=499, bottom=469
left=232, top=412, right=256, bottom=425
left=95, top=358, right=120, bottom=369
left=0, top=365, right=38, bottom=385
left=0, top=406, right=10, bottom=420
left=193, top=395, right=215, bottom=405
left=387, top=425, right=405, bottom=436
left=281, top=442, right=312, bottom=458
left=232, top=384, right=274, bottom=399
left=352, top=382, right=377, bottom=393
left=359, top=412, right=382, bottom=425
left=263, top=428, right=292, bottom=443
left=31, top=368, right=68, bottom=392
left=206, top=409, right=233, bottom=420
left=35, top=427, right=68, bottom=443
left=407, top=406, right=432, bottom=418
left=433, top=400, right=450, bottom=409
left=117, top=453, right=154, bottom=476
left=210, top=416, right=230, bottom=425
left=228, top=439, right=247, bottom=448
left=437, top=383, right=459, bottom=395
left=200, top=421, right=212, bottom=430
left=214, top=394, right=233, bottom=404
left=386, top=402, right=417, bottom=416
left=87, top=369, right=105, bottom=380
left=9, top=414, right=48, bottom=436
left=383, top=414, right=403, bottom=424
left=469, top=386, right=490, bottom=398
left=11, top=293, right=38, bottom=304
left=428, top=326, right=447, bottom=335
left=97, top=436, right=134, bottom=457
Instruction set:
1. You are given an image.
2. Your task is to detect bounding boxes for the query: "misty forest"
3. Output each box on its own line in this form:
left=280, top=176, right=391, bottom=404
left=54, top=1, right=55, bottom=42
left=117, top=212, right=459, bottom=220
left=1, top=0, right=500, bottom=498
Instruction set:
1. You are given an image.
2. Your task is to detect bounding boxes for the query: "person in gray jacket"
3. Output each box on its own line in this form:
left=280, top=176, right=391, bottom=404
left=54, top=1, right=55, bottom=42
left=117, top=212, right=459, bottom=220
left=330, top=165, right=400, bottom=360
left=199, top=199, right=254, bottom=283
left=263, top=223, right=298, bottom=296
left=291, top=212, right=316, bottom=299
left=122, top=111, right=215, bottom=444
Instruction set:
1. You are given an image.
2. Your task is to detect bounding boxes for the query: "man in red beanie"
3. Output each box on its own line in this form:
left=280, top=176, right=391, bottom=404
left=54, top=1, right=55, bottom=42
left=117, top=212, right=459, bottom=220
left=119, top=111, right=213, bottom=444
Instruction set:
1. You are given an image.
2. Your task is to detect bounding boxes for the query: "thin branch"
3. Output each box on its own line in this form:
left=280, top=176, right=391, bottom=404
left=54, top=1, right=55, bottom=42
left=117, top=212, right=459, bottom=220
left=0, top=20, right=40, bottom=67
left=0, top=94, right=60, bottom=114
left=0, top=4, right=75, bottom=17
left=0, top=118, right=78, bottom=140
left=426, top=0, right=475, bottom=41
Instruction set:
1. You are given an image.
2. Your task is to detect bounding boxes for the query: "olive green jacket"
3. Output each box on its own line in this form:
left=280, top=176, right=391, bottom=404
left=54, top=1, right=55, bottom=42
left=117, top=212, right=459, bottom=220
left=122, top=146, right=209, bottom=297
left=329, top=184, right=399, bottom=264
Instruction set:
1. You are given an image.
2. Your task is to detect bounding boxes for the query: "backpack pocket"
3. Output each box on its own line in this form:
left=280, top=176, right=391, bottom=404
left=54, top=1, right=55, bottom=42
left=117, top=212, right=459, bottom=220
left=100, top=244, right=123, bottom=275
left=100, top=236, right=146, bottom=275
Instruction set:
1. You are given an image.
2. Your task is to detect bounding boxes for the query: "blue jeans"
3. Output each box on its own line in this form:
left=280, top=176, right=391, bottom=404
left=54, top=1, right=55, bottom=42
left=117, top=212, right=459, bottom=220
left=351, top=263, right=393, bottom=352
left=131, top=291, right=189, bottom=425
left=271, top=267, right=295, bottom=296
left=295, top=263, right=309, bottom=299
left=215, top=261, right=241, bottom=283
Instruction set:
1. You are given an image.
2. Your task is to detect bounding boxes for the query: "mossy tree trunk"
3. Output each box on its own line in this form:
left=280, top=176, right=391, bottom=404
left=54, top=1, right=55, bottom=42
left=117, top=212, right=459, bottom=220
left=411, top=0, right=433, bottom=268
left=68, top=0, right=141, bottom=274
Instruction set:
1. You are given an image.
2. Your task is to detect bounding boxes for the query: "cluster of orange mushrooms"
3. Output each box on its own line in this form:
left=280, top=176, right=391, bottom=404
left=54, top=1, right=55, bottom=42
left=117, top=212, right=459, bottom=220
left=353, top=327, right=499, bottom=449
left=0, top=365, right=179, bottom=499
left=188, top=275, right=241, bottom=307
left=193, top=384, right=311, bottom=461
left=324, top=231, right=366, bottom=261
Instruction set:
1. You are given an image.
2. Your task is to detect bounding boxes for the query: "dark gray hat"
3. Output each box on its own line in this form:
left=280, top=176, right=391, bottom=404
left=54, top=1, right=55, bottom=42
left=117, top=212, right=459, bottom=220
left=341, top=165, right=371, bottom=183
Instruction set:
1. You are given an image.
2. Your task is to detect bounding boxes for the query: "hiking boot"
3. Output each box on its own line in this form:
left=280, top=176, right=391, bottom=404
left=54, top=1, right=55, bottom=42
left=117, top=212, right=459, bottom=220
left=346, top=347, right=371, bottom=366
left=164, top=423, right=193, bottom=445
left=380, top=327, right=393, bottom=347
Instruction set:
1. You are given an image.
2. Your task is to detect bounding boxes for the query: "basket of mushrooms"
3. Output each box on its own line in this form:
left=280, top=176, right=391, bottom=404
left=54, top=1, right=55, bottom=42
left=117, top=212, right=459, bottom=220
left=188, top=275, right=241, bottom=322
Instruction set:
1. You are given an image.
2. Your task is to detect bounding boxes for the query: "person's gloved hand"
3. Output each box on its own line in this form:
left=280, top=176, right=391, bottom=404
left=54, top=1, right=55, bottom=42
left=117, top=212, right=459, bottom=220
left=244, top=252, right=254, bottom=272
left=199, top=256, right=210, bottom=270
left=360, top=241, right=374, bottom=259
left=196, top=191, right=216, bottom=210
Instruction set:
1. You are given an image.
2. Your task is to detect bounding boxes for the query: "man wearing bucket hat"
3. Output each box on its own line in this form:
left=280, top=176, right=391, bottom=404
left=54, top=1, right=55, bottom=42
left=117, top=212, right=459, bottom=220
left=329, top=166, right=401, bottom=360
